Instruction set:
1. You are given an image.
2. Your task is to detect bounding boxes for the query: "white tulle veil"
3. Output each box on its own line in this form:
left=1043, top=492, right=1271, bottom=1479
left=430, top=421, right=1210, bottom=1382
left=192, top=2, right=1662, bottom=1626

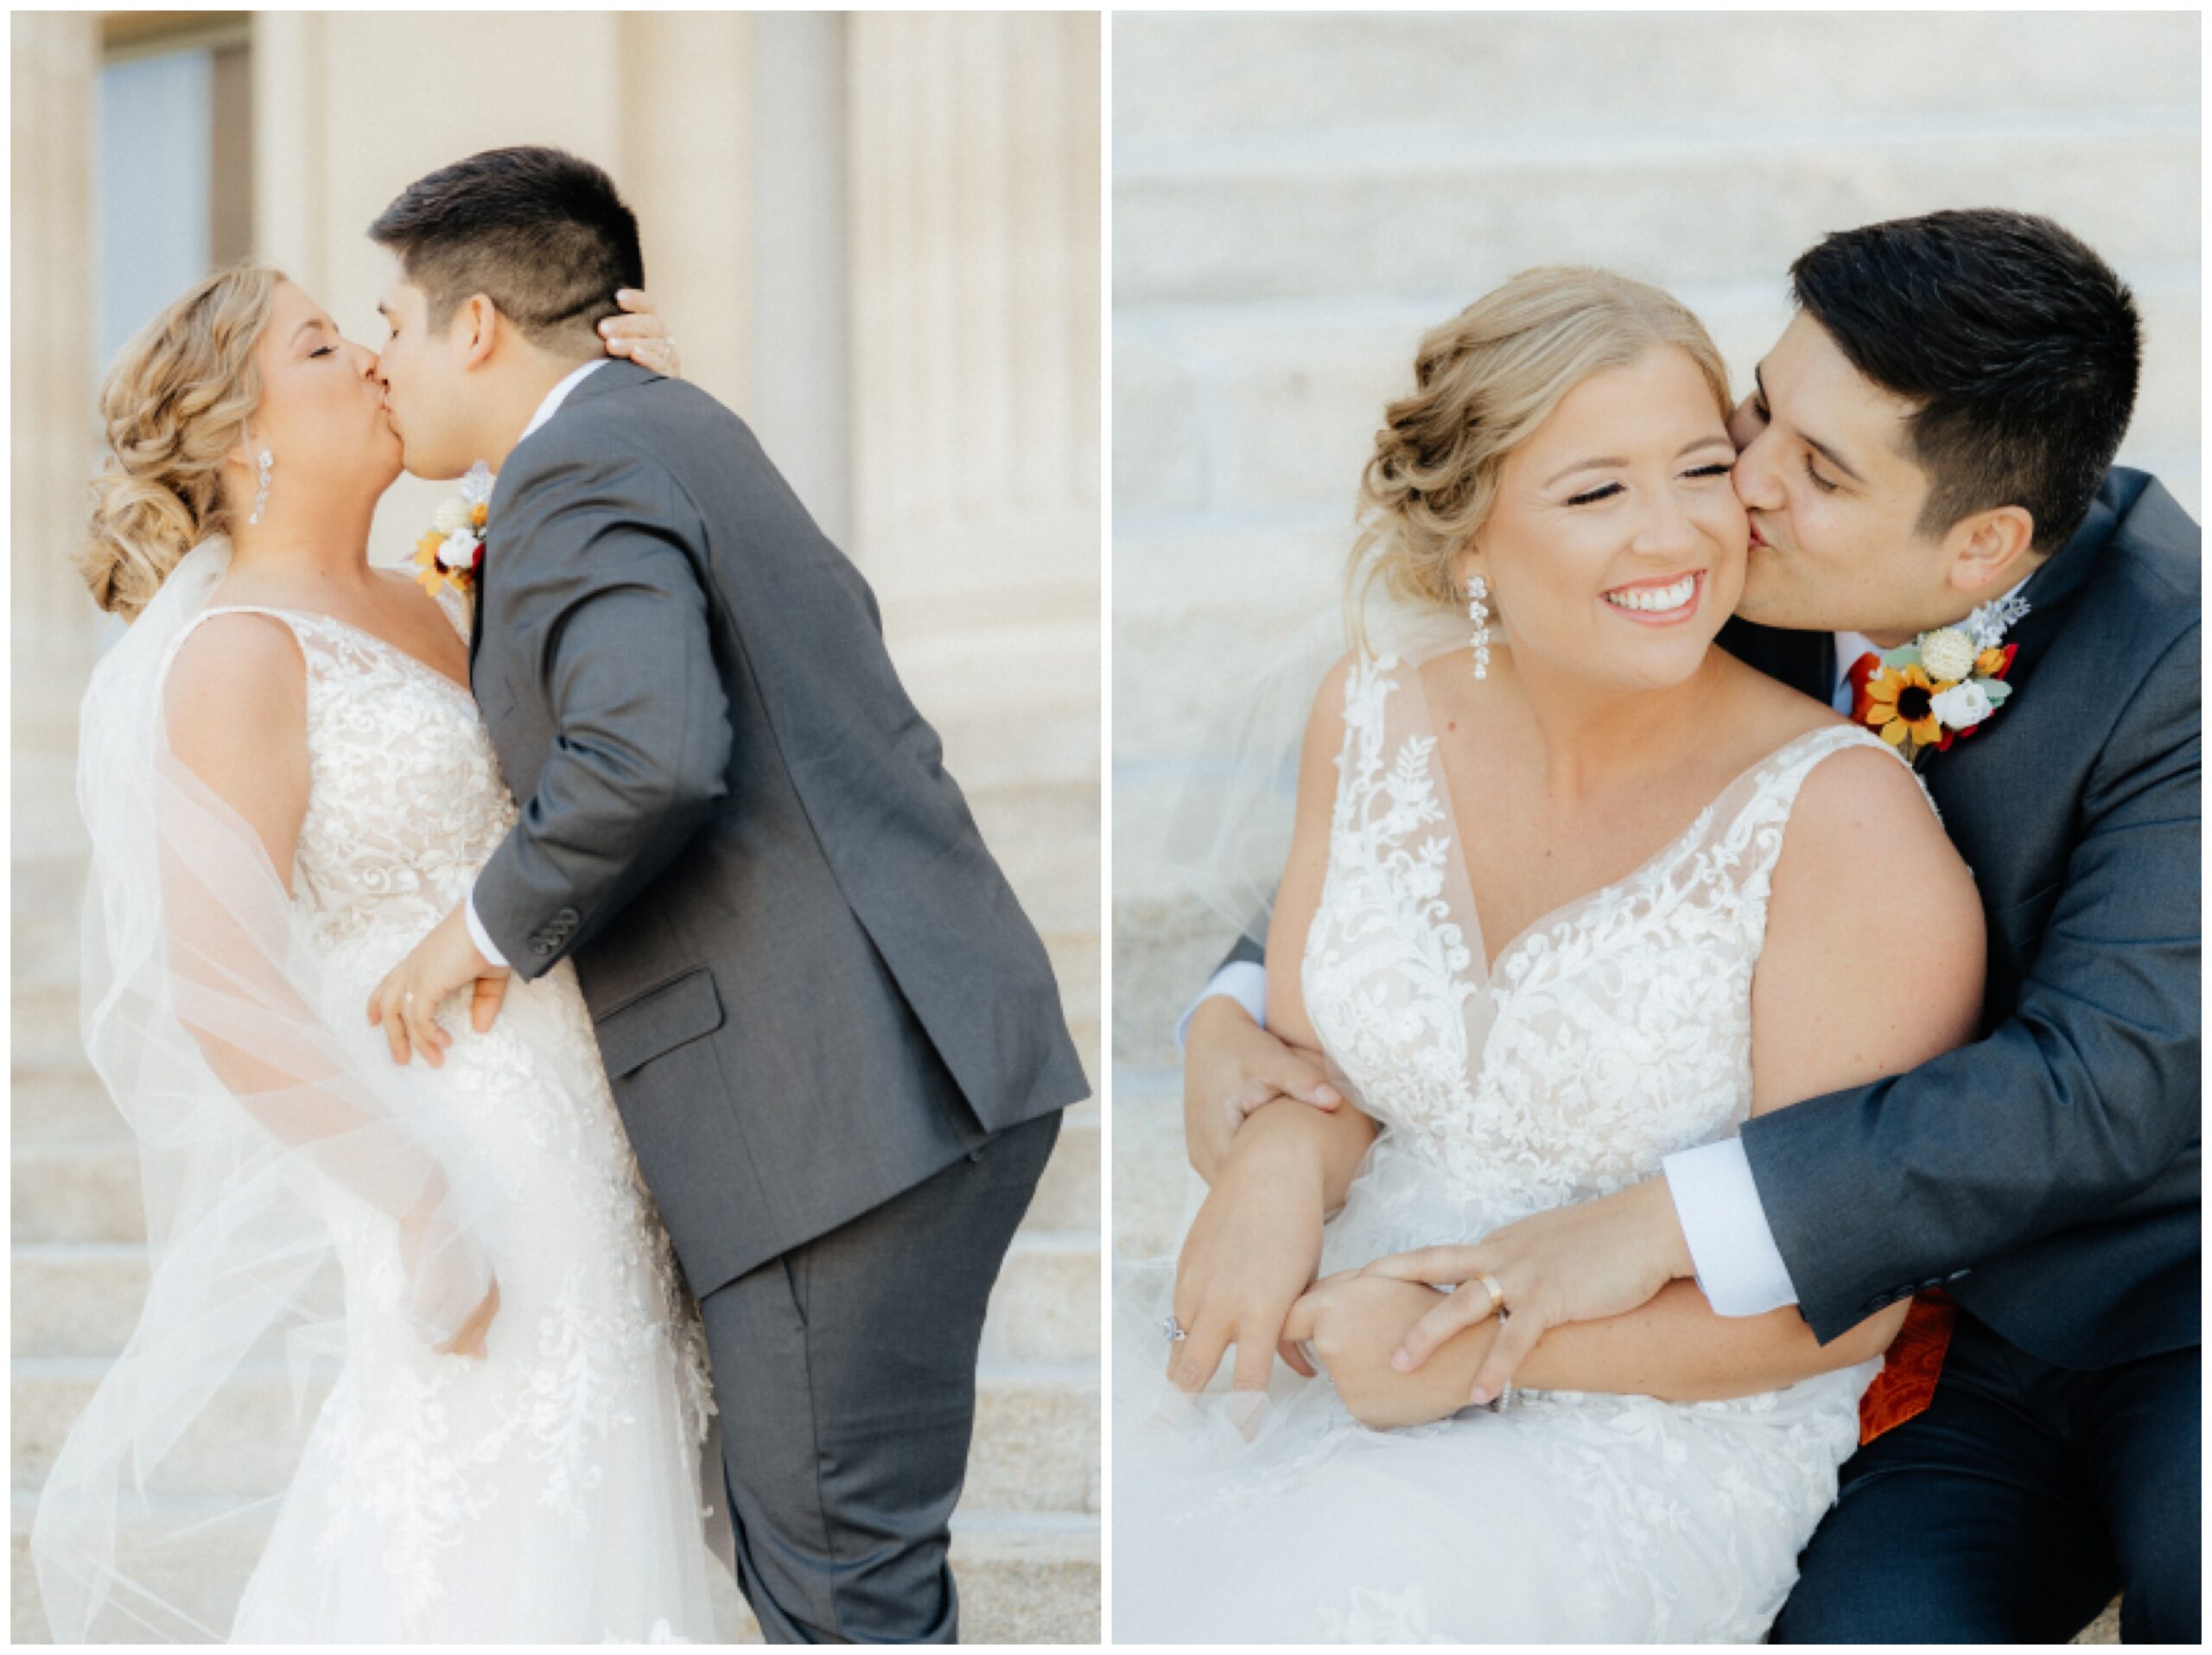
left=31, top=537, right=506, bottom=1641
left=1159, top=557, right=1478, bottom=957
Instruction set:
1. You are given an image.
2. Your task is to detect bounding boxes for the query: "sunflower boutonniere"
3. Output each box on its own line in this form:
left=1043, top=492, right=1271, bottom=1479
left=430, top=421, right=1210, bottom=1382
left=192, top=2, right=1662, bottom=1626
left=1859, top=592, right=2028, bottom=763
left=412, top=461, right=493, bottom=600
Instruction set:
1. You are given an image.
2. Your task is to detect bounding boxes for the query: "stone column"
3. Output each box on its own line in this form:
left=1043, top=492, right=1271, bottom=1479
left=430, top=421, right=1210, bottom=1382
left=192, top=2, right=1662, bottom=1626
left=619, top=10, right=753, bottom=426
left=10, top=12, right=102, bottom=746
left=746, top=11, right=850, bottom=544
left=847, top=12, right=1101, bottom=627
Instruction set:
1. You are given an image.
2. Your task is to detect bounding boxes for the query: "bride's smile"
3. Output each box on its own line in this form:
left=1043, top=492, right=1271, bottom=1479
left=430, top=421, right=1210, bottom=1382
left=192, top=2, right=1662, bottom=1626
left=1600, top=568, right=1702, bottom=621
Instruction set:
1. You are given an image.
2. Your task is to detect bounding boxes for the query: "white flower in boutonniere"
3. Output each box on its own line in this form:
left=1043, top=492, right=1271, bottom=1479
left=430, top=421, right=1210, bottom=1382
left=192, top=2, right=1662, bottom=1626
left=1856, top=596, right=2027, bottom=762
left=1929, top=679, right=1995, bottom=731
left=1917, top=627, right=1977, bottom=684
left=413, top=461, right=493, bottom=599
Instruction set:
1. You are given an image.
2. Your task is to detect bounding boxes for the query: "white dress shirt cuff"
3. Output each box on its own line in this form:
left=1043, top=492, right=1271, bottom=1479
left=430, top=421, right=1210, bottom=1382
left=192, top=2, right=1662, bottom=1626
left=1662, top=1136, right=1800, bottom=1316
left=463, top=887, right=510, bottom=971
left=1173, top=960, right=1269, bottom=1050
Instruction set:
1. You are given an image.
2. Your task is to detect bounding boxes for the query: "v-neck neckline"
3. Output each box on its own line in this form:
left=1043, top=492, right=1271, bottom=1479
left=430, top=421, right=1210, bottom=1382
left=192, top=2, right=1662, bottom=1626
left=1399, top=663, right=1842, bottom=984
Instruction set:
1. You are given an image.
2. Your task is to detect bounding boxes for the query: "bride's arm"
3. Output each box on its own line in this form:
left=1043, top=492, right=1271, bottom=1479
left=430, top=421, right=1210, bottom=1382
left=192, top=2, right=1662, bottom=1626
left=1259, top=651, right=1379, bottom=1204
left=1299, top=743, right=1984, bottom=1423
left=1167, top=657, right=1378, bottom=1398
left=161, top=616, right=499, bottom=1354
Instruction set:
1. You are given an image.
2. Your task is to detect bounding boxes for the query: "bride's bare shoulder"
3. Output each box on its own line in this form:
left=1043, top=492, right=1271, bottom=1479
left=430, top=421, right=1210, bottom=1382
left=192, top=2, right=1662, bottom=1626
left=162, top=610, right=308, bottom=767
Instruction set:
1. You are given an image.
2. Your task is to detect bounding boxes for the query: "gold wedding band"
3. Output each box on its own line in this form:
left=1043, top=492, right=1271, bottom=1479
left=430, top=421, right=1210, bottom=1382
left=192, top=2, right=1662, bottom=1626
left=1477, top=1273, right=1506, bottom=1315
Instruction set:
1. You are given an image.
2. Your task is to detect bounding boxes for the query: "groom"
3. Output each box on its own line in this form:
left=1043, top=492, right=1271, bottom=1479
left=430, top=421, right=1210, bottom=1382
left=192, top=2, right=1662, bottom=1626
left=1181, top=210, right=2197, bottom=1641
left=365, top=146, right=1090, bottom=1642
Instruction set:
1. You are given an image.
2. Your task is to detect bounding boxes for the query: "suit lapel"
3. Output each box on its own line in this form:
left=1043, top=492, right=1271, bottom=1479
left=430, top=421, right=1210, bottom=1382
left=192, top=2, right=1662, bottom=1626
left=468, top=551, right=486, bottom=669
left=467, top=360, right=663, bottom=686
left=1908, top=471, right=2140, bottom=812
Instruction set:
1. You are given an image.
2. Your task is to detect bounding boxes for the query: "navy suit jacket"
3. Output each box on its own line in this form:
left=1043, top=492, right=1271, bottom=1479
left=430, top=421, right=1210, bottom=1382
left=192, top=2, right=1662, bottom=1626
left=1721, top=468, right=2199, bottom=1365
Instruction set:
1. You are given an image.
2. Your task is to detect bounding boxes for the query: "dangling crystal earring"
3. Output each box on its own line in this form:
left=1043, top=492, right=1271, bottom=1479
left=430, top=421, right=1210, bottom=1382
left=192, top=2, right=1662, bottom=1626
left=1467, top=573, right=1492, bottom=680
left=247, top=448, right=274, bottom=526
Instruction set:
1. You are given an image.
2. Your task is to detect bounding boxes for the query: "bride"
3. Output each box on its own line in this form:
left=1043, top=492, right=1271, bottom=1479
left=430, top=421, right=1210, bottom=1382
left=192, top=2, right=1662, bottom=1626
left=1114, top=269, right=1985, bottom=1641
left=32, top=264, right=720, bottom=1641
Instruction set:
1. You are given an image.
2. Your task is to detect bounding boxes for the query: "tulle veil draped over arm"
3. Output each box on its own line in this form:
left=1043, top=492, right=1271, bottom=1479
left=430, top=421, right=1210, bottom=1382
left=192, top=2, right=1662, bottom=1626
left=30, top=538, right=506, bottom=1642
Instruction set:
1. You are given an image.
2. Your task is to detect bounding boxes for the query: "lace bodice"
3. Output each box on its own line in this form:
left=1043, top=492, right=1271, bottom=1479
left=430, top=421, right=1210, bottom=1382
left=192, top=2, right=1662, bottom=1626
left=171, top=585, right=512, bottom=953
left=1302, top=653, right=1910, bottom=1225
left=150, top=582, right=717, bottom=1639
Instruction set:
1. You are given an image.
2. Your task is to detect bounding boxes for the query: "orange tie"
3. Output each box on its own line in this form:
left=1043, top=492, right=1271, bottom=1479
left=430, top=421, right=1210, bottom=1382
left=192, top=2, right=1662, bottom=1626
left=1846, top=650, right=1883, bottom=724
left=1845, top=644, right=1956, bottom=1442
left=1859, top=1289, right=1959, bottom=1445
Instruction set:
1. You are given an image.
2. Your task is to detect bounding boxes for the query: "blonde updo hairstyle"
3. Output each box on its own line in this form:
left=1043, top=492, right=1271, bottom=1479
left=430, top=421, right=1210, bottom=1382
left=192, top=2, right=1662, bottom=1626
left=1349, top=267, right=1732, bottom=651
left=81, top=264, right=285, bottom=621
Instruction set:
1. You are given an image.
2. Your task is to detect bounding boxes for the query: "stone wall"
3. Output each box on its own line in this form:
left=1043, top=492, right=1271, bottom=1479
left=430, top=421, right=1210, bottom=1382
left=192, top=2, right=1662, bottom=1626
left=1112, top=16, right=2201, bottom=1235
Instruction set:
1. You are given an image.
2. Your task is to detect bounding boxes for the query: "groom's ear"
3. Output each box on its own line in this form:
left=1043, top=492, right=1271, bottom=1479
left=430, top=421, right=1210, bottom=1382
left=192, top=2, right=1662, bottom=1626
left=1941, top=502, right=2038, bottom=599
left=456, top=293, right=502, bottom=371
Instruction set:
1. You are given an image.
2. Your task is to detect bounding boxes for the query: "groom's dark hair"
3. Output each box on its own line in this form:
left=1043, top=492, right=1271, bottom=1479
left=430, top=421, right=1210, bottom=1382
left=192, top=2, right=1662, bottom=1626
left=1789, top=209, right=2140, bottom=556
left=369, top=145, right=644, bottom=359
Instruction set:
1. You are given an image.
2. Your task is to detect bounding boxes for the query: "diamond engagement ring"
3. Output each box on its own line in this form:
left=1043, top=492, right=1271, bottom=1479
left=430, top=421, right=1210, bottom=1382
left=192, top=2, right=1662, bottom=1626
left=1163, top=1315, right=1188, bottom=1344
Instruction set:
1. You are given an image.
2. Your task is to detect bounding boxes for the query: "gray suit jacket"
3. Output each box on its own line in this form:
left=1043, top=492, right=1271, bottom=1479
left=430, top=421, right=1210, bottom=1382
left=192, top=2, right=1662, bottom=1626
left=468, top=360, right=1090, bottom=1295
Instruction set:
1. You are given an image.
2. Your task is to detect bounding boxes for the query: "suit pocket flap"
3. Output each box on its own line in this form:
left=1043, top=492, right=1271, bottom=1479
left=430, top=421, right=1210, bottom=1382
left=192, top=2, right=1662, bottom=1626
left=594, top=966, right=725, bottom=1078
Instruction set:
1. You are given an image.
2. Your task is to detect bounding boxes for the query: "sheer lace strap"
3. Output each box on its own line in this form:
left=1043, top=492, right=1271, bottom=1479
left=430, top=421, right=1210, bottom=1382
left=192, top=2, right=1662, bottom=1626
left=1331, top=652, right=1421, bottom=821
left=1758, top=722, right=1929, bottom=818
left=429, top=579, right=472, bottom=644
left=158, top=603, right=326, bottom=695
left=1726, top=722, right=1927, bottom=913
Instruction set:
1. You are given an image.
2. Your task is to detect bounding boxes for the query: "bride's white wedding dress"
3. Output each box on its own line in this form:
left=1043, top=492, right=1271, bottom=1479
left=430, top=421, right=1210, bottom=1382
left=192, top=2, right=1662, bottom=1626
left=175, top=586, right=718, bottom=1641
left=1116, top=653, right=1919, bottom=1643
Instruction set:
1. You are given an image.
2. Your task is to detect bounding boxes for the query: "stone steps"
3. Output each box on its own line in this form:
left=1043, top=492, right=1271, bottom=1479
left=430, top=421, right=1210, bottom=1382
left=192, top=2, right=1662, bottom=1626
left=10, top=1102, right=1100, bottom=1244
left=11, top=1353, right=1097, bottom=1512
left=1117, top=127, right=2195, bottom=310
left=1114, top=12, right=2199, bottom=141
left=9, top=1492, right=1099, bottom=1644
left=10, top=1225, right=1098, bottom=1366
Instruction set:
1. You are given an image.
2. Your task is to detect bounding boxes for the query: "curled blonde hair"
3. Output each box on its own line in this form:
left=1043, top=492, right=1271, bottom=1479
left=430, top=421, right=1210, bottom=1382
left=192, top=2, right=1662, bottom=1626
left=81, top=264, right=284, bottom=621
left=1349, top=267, right=1732, bottom=650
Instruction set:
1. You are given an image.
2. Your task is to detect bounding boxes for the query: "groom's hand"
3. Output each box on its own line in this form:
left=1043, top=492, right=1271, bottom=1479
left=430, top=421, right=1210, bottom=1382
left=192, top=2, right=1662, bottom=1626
left=1359, top=1176, right=1696, bottom=1405
left=1182, top=996, right=1341, bottom=1183
left=368, top=904, right=511, bottom=1067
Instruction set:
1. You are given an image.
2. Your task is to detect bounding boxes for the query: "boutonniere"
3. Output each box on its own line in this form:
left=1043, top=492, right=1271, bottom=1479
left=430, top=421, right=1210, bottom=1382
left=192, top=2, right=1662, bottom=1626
left=1860, top=593, right=2029, bottom=761
left=412, top=461, right=493, bottom=599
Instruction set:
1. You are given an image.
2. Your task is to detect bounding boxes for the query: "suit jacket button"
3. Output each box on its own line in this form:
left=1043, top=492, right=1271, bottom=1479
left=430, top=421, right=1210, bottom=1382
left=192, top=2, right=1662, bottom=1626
left=1947, top=1269, right=1970, bottom=1281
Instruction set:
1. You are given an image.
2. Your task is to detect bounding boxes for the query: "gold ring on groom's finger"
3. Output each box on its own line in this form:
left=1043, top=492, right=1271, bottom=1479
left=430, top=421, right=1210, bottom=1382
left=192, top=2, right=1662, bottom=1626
left=1477, top=1273, right=1506, bottom=1315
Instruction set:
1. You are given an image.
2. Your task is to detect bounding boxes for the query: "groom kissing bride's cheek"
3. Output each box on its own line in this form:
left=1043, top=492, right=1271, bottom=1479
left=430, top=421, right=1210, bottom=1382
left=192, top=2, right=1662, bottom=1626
left=1135, top=210, right=2196, bottom=1642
